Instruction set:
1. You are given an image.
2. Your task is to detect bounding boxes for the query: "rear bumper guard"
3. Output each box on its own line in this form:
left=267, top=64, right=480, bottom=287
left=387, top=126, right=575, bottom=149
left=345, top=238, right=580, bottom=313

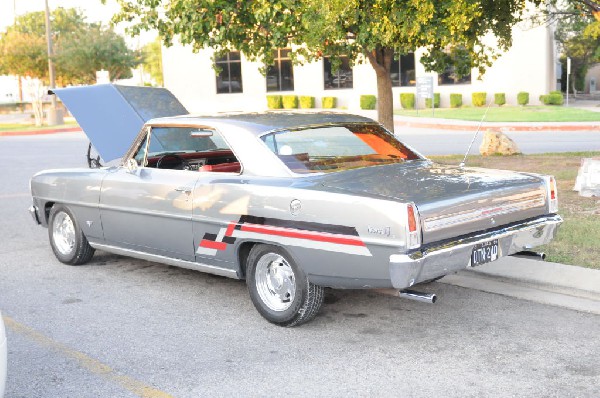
left=389, top=214, right=562, bottom=289
left=28, top=205, right=41, bottom=225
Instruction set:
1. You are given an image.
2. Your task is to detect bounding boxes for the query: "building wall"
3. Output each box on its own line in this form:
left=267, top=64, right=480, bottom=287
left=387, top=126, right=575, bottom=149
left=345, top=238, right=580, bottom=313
left=162, top=22, right=557, bottom=113
left=585, top=63, right=600, bottom=93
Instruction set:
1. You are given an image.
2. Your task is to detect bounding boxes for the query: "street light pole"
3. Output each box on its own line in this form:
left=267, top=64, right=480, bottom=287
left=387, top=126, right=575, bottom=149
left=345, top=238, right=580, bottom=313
left=44, top=0, right=63, bottom=125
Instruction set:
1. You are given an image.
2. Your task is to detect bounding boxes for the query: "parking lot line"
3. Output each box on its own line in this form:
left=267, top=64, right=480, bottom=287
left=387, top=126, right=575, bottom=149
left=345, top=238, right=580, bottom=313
left=3, top=315, right=174, bottom=398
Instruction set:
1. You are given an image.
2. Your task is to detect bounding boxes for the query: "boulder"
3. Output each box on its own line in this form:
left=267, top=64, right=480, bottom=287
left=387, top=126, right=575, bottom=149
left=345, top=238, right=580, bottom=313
left=574, top=158, right=600, bottom=197
left=479, top=130, right=520, bottom=156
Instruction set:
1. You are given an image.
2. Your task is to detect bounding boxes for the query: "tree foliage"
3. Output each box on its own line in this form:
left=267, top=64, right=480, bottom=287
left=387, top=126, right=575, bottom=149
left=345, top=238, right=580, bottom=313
left=110, top=0, right=542, bottom=130
left=0, top=7, right=140, bottom=85
left=553, top=3, right=600, bottom=92
left=142, top=37, right=164, bottom=86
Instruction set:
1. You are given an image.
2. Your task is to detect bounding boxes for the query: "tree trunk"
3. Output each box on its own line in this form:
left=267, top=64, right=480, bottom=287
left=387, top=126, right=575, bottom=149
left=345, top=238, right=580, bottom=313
left=375, top=70, right=394, bottom=132
left=364, top=47, right=395, bottom=132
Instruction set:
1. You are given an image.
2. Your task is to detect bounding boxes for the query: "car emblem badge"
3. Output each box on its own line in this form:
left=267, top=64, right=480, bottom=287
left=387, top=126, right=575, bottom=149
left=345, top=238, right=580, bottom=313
left=86, top=221, right=93, bottom=227
left=290, top=199, right=301, bottom=216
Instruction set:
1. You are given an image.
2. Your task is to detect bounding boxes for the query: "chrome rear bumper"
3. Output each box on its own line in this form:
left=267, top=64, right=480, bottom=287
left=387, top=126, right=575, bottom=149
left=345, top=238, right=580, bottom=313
left=389, top=214, right=562, bottom=289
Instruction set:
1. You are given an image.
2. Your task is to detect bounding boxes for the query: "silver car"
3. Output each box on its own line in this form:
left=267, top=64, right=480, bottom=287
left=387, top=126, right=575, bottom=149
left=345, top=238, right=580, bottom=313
left=29, top=85, right=562, bottom=326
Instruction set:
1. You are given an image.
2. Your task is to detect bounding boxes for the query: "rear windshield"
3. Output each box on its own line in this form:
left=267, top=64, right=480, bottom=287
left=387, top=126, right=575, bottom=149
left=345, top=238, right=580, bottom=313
left=261, top=123, right=421, bottom=173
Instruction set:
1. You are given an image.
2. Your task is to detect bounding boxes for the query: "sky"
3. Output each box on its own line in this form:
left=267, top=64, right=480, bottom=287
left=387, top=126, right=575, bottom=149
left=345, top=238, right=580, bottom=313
left=0, top=0, right=154, bottom=46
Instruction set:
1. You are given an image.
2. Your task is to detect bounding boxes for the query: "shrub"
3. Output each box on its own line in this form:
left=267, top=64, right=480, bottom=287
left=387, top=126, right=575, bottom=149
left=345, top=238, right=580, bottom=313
left=425, top=93, right=440, bottom=108
left=494, top=93, right=506, bottom=106
left=266, top=95, right=283, bottom=109
left=450, top=93, right=462, bottom=108
left=299, top=96, right=315, bottom=109
left=282, top=95, right=298, bottom=109
left=400, top=93, right=415, bottom=109
left=472, top=92, right=487, bottom=107
left=517, top=92, right=529, bottom=106
left=360, top=95, right=377, bottom=110
left=322, top=97, right=337, bottom=109
left=540, top=92, right=564, bottom=106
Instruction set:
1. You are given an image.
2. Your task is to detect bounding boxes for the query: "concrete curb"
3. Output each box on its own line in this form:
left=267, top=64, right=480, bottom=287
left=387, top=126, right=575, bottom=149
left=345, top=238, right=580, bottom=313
left=0, top=126, right=82, bottom=137
left=440, top=256, right=600, bottom=315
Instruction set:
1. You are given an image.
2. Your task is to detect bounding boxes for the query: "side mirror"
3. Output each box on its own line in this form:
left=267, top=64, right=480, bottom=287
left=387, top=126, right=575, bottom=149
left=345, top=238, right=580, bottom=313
left=125, top=158, right=139, bottom=174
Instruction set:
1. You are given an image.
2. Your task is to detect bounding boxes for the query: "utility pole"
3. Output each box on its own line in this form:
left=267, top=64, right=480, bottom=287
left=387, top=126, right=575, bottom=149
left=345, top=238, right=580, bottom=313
left=44, top=0, right=63, bottom=125
left=566, top=57, right=571, bottom=107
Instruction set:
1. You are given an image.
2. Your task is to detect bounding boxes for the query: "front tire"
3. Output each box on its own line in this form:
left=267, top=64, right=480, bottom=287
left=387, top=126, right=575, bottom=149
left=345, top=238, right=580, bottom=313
left=246, top=244, right=324, bottom=327
left=48, top=204, right=95, bottom=265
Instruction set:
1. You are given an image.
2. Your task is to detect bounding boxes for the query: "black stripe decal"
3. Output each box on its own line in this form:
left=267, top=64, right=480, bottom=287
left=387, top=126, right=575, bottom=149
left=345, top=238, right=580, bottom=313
left=238, top=215, right=359, bottom=236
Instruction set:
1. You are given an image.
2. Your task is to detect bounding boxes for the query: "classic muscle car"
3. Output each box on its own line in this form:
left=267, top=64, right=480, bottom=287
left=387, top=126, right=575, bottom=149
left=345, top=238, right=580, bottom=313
left=29, top=85, right=562, bottom=326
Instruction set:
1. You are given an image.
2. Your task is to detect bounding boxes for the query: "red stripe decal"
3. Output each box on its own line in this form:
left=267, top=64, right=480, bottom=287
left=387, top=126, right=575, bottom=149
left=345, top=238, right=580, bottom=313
left=225, top=222, right=236, bottom=237
left=240, top=224, right=365, bottom=247
left=200, top=240, right=227, bottom=250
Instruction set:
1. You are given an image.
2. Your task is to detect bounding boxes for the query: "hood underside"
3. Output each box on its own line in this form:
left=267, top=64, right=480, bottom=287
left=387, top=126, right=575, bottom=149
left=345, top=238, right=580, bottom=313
left=52, top=84, right=188, bottom=162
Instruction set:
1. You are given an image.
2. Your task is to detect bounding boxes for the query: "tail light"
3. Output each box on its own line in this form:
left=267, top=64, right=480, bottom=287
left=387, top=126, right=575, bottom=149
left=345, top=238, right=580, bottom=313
left=406, top=203, right=421, bottom=249
left=546, top=176, right=558, bottom=213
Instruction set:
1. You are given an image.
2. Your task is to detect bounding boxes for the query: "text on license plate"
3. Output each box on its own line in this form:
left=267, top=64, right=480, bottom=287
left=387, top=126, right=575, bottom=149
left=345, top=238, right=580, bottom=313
left=471, top=239, right=499, bottom=266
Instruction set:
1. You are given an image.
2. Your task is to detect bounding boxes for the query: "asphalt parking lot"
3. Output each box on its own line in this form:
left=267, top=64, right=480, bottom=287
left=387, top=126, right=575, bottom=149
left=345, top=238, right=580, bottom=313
left=1, top=133, right=599, bottom=397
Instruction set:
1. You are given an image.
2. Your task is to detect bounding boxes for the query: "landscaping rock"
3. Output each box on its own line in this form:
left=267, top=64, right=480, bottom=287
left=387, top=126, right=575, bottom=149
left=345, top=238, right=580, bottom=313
left=479, top=130, right=520, bottom=156
left=574, top=158, right=600, bottom=197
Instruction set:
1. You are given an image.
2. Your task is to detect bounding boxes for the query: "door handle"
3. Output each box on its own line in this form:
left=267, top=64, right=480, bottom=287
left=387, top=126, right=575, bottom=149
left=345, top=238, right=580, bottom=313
left=174, top=187, right=192, bottom=195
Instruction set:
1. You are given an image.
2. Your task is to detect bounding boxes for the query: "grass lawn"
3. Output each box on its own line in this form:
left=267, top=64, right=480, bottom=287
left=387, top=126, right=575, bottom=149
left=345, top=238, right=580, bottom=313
left=395, top=106, right=600, bottom=122
left=429, top=152, right=600, bottom=269
left=0, top=120, right=78, bottom=132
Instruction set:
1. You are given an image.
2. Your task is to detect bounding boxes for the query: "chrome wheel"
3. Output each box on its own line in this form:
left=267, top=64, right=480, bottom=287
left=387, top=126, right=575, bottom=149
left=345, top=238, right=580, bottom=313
left=255, top=253, right=296, bottom=312
left=52, top=211, right=75, bottom=256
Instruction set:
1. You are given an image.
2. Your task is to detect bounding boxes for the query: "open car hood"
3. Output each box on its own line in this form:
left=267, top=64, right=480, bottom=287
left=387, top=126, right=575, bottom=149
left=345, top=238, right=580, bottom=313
left=51, top=84, right=188, bottom=162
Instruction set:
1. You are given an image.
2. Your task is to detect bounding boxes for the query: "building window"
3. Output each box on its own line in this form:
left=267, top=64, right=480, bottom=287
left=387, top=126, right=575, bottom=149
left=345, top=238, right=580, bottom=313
left=438, top=68, right=471, bottom=85
left=324, top=57, right=353, bottom=89
left=390, top=53, right=416, bottom=87
left=266, top=49, right=294, bottom=92
left=215, top=52, right=243, bottom=94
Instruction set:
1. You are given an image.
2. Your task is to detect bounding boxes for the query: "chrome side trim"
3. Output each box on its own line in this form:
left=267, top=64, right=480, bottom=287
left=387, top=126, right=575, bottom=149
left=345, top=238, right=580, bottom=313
left=89, top=243, right=239, bottom=279
left=97, top=205, right=192, bottom=221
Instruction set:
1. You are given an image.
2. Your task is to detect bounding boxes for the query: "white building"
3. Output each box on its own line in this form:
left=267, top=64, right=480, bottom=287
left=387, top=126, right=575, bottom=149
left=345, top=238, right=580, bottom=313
left=162, top=21, right=559, bottom=113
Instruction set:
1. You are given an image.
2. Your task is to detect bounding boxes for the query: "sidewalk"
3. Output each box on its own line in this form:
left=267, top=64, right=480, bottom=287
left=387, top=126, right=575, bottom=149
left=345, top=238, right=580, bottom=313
left=393, top=114, right=600, bottom=132
left=442, top=256, right=600, bottom=315
left=0, top=126, right=81, bottom=137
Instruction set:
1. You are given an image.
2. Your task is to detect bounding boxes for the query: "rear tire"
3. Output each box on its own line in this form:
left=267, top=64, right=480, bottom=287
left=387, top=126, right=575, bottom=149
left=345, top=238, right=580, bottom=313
left=246, top=244, right=324, bottom=327
left=48, top=204, right=95, bottom=265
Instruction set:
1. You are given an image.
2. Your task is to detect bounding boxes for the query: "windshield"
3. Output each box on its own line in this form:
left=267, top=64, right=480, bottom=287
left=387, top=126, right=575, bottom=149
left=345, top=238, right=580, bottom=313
left=261, top=123, right=421, bottom=173
left=146, top=126, right=229, bottom=156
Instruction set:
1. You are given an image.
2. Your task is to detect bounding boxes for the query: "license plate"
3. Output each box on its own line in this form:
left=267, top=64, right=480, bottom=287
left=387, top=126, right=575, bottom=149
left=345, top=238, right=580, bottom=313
left=471, top=239, right=499, bottom=266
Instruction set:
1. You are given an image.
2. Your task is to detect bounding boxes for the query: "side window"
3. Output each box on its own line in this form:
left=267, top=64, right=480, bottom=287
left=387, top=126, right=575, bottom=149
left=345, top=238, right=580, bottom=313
left=132, top=126, right=240, bottom=172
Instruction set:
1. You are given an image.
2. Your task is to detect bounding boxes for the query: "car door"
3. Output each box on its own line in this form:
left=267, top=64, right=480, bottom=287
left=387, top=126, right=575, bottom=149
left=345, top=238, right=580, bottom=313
left=98, top=125, right=211, bottom=261
left=99, top=166, right=198, bottom=261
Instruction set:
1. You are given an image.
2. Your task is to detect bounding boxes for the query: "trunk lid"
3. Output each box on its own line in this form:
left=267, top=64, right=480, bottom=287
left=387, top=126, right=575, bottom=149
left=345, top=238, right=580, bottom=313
left=317, top=161, right=548, bottom=244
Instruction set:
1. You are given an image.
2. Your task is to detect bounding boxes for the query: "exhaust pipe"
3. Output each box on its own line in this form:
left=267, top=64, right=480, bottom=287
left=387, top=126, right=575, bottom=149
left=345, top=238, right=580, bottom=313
left=513, top=251, right=546, bottom=261
left=399, top=289, right=437, bottom=304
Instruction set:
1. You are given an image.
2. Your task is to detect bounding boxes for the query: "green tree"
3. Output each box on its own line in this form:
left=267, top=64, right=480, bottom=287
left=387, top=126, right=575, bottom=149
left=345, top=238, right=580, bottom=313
left=142, top=37, right=164, bottom=86
left=111, top=0, right=541, bottom=131
left=0, top=7, right=140, bottom=85
left=56, top=24, right=140, bottom=85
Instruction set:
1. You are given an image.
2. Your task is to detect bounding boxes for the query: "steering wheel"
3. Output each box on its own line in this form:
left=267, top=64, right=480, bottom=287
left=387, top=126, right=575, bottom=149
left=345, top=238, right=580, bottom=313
left=156, top=153, right=190, bottom=170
